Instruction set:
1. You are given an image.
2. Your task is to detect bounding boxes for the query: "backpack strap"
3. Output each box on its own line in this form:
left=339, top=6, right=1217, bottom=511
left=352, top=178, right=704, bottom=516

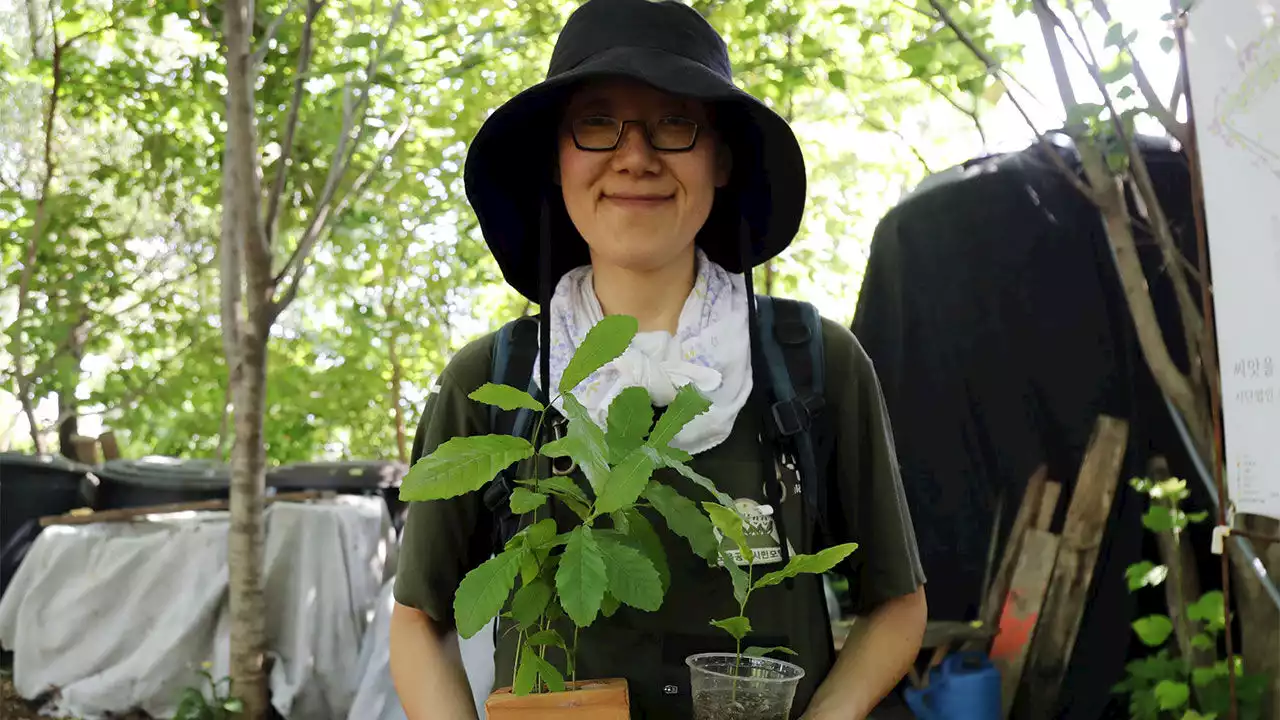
left=755, top=295, right=829, bottom=535
left=481, top=316, right=544, bottom=554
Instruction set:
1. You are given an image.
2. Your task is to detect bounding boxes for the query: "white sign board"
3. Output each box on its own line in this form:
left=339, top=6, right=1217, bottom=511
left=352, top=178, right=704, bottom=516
left=1185, top=3, right=1280, bottom=518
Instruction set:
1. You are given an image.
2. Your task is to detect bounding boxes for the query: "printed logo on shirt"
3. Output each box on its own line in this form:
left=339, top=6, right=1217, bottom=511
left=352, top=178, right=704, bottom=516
left=712, top=498, right=794, bottom=567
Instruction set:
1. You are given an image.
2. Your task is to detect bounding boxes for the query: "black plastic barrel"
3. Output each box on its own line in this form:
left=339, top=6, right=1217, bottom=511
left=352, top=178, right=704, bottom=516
left=0, top=453, right=94, bottom=598
left=266, top=460, right=408, bottom=526
left=92, top=457, right=230, bottom=510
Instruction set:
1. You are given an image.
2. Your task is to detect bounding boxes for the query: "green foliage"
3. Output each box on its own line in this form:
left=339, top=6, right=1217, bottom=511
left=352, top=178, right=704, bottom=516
left=745, top=645, right=798, bottom=658
left=403, top=314, right=726, bottom=694
left=1114, top=477, right=1267, bottom=719
left=172, top=666, right=243, bottom=720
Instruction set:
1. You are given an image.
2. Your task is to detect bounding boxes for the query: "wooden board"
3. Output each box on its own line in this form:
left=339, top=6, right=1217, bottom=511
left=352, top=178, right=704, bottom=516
left=98, top=431, right=121, bottom=461
left=1036, top=481, right=1061, bottom=531
left=990, top=529, right=1059, bottom=718
left=1015, top=415, right=1129, bottom=718
left=979, top=465, right=1048, bottom=631
left=39, top=490, right=330, bottom=526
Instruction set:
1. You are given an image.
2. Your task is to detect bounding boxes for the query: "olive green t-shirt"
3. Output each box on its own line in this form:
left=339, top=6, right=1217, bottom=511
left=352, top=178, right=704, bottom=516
left=394, top=316, right=925, bottom=718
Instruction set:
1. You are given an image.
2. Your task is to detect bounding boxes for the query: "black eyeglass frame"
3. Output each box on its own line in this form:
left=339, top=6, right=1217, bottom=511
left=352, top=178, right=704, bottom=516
left=568, top=116, right=702, bottom=153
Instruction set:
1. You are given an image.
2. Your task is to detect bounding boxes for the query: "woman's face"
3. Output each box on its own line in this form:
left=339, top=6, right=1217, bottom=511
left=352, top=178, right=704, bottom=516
left=558, top=78, right=728, bottom=275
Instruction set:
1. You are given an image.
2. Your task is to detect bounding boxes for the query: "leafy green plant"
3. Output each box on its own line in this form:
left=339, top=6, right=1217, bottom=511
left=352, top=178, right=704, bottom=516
left=399, top=314, right=728, bottom=695
left=1113, top=476, right=1267, bottom=719
left=173, top=664, right=243, bottom=720
left=702, top=501, right=856, bottom=692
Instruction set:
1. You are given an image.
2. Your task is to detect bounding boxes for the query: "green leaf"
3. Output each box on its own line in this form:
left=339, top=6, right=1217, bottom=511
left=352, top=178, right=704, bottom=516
left=400, top=435, right=534, bottom=501
left=711, top=615, right=752, bottom=641
left=1187, top=511, right=1209, bottom=523
left=621, top=509, right=670, bottom=594
left=703, top=502, right=750, bottom=559
left=605, top=387, right=653, bottom=464
left=720, top=549, right=750, bottom=605
left=525, top=629, right=567, bottom=650
left=1191, top=633, right=1215, bottom=651
left=560, top=315, right=639, bottom=393
left=647, top=385, right=712, bottom=449
left=556, top=526, right=608, bottom=628
left=644, top=482, right=719, bottom=562
left=550, top=395, right=612, bottom=493
left=1117, top=86, right=1135, bottom=100
left=510, top=579, right=554, bottom=629
left=509, top=488, right=548, bottom=514
left=594, top=446, right=660, bottom=514
left=469, top=383, right=544, bottom=412
left=898, top=44, right=936, bottom=74
left=1160, top=36, right=1176, bottom=53
left=1104, top=22, right=1126, bottom=48
left=522, top=478, right=591, bottom=519
left=513, top=645, right=538, bottom=695
left=343, top=32, right=376, bottom=48
left=601, top=592, right=621, bottom=617
left=1191, top=665, right=1219, bottom=687
left=828, top=69, right=846, bottom=90
left=453, top=549, right=521, bottom=638
left=744, top=646, right=797, bottom=658
left=754, top=543, right=859, bottom=590
left=1188, top=591, right=1225, bottom=631
left=596, top=533, right=664, bottom=611
left=1143, top=505, right=1177, bottom=533
left=653, top=448, right=733, bottom=506
left=1132, top=615, right=1174, bottom=647
left=1154, top=679, right=1190, bottom=710
left=1125, top=561, right=1168, bottom=591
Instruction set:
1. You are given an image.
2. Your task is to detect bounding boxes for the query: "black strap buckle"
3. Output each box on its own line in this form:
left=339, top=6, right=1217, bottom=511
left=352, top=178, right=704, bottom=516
left=769, top=394, right=825, bottom=438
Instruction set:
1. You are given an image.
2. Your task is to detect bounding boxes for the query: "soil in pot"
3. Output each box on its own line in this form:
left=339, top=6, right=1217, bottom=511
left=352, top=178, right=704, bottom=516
left=484, top=677, right=629, bottom=719
left=687, top=653, right=806, bottom=720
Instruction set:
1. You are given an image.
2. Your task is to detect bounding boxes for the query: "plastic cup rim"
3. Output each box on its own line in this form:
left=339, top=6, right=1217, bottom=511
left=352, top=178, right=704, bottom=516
left=684, top=652, right=806, bottom=683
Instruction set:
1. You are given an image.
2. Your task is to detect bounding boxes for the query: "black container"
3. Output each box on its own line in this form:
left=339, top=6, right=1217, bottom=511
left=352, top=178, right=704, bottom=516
left=92, top=456, right=231, bottom=511
left=266, top=460, right=408, bottom=525
left=0, top=453, right=94, bottom=598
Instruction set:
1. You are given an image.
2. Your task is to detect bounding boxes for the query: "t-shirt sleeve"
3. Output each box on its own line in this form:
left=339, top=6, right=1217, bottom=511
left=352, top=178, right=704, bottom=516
left=393, top=335, right=495, bottom=627
left=822, top=317, right=926, bottom=613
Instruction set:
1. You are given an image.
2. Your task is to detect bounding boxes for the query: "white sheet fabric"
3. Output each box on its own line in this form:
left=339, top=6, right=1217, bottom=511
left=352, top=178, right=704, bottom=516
left=0, top=497, right=392, bottom=720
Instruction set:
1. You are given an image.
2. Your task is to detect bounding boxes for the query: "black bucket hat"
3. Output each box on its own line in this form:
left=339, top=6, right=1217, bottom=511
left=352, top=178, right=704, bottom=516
left=462, top=0, right=808, bottom=303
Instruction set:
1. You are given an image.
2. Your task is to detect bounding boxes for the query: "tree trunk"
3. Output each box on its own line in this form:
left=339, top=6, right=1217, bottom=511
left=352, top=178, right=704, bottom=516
left=221, top=0, right=273, bottom=715
left=388, top=336, right=408, bottom=465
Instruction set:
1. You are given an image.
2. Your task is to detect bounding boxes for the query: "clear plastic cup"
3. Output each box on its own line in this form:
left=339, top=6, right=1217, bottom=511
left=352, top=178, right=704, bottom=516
left=686, top=652, right=806, bottom=720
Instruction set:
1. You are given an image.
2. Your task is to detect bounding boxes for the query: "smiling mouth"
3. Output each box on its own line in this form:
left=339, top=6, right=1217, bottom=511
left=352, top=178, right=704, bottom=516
left=602, top=193, right=674, bottom=207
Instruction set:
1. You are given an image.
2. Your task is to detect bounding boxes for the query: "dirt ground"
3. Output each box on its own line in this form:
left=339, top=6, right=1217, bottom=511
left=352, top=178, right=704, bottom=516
left=0, top=665, right=148, bottom=720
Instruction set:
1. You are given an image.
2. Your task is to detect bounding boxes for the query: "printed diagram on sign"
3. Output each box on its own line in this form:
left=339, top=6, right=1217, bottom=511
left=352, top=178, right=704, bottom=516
left=1209, top=22, right=1280, bottom=179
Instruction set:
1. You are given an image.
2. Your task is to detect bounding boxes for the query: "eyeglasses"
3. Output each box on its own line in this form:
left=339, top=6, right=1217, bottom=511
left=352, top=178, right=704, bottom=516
left=569, top=116, right=701, bottom=152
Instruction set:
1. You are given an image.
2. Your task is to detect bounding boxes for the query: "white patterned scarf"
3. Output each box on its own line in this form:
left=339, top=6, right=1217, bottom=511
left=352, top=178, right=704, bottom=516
left=544, top=249, right=753, bottom=455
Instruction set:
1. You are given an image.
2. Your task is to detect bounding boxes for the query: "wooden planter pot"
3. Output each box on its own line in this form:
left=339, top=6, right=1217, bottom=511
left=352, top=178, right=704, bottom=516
left=485, top=678, right=630, bottom=719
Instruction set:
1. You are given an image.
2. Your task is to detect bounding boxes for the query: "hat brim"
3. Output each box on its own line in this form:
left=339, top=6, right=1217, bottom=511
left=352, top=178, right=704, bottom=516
left=463, top=46, right=807, bottom=302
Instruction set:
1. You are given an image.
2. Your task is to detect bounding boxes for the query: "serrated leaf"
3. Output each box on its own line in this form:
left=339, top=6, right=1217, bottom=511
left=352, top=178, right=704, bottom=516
left=554, top=395, right=611, bottom=492
left=648, top=384, right=711, bottom=448
left=644, top=482, right=718, bottom=562
left=469, top=382, right=544, bottom=412
left=711, top=616, right=752, bottom=641
left=704, top=503, right=750, bottom=559
left=1155, top=679, right=1190, bottom=709
left=509, top=488, right=548, bottom=514
left=400, top=435, right=534, bottom=501
left=744, top=646, right=797, bottom=658
left=754, top=543, right=859, bottom=590
left=556, top=526, right=607, bottom=628
left=594, top=446, right=660, bottom=514
left=610, top=511, right=631, bottom=533
left=522, top=477, right=591, bottom=519
left=514, top=644, right=538, bottom=695
left=720, top=549, right=749, bottom=605
left=601, top=592, right=620, bottom=617
left=1133, top=615, right=1174, bottom=647
left=511, top=579, right=554, bottom=628
left=525, top=629, right=567, bottom=650
left=454, top=549, right=521, bottom=638
left=621, top=509, right=670, bottom=594
left=560, top=315, right=639, bottom=393
left=597, top=533, right=664, bottom=611
left=654, top=448, right=733, bottom=506
left=606, top=387, right=653, bottom=464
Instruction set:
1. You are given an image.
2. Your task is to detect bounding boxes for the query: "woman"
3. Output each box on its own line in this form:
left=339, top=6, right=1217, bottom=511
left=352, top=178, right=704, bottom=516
left=390, top=0, right=928, bottom=717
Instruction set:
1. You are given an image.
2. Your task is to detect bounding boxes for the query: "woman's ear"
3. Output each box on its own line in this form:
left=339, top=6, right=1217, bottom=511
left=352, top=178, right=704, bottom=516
left=715, top=140, right=732, bottom=188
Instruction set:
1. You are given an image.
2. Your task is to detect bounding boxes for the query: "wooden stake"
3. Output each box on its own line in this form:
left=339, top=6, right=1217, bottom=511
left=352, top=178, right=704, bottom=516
left=980, top=465, right=1048, bottom=631
left=1016, top=415, right=1129, bottom=718
left=1036, top=481, right=1062, bottom=531
left=991, top=528, right=1060, bottom=718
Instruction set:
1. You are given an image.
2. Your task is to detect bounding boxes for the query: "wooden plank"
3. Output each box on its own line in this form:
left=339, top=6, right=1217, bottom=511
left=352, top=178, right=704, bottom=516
left=39, top=490, right=330, bottom=527
left=98, top=431, right=121, bottom=461
left=1036, top=481, right=1062, bottom=531
left=990, top=528, right=1059, bottom=718
left=70, top=435, right=100, bottom=465
left=1015, top=415, right=1129, bottom=718
left=979, top=465, right=1048, bottom=631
